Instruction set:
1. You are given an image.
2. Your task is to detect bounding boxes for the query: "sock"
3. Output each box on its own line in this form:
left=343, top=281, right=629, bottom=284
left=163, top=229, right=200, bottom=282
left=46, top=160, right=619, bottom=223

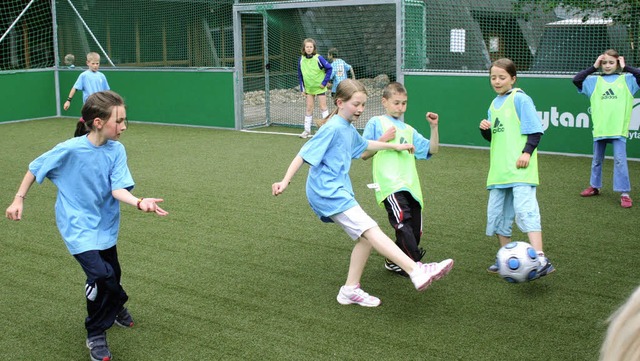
left=321, top=109, right=329, bottom=119
left=304, top=115, right=312, bottom=132
left=537, top=252, right=547, bottom=266
left=622, top=192, right=630, bottom=197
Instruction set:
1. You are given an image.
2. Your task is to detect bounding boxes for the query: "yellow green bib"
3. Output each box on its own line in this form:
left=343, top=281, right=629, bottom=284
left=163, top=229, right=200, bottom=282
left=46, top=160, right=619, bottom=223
left=590, top=75, right=633, bottom=138
left=372, top=116, right=423, bottom=208
left=487, top=89, right=539, bottom=187
left=300, top=55, right=327, bottom=95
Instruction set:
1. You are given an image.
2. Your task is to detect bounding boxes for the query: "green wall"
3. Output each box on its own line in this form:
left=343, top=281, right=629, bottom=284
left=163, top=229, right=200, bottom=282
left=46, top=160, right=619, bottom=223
left=58, top=69, right=235, bottom=128
left=404, top=74, right=640, bottom=159
left=0, top=71, right=55, bottom=122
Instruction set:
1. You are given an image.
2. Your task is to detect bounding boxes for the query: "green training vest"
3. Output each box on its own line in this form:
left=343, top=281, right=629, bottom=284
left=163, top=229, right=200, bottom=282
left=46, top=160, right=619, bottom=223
left=590, top=75, right=633, bottom=138
left=372, top=116, right=423, bottom=208
left=300, top=55, right=327, bottom=95
left=487, top=89, right=539, bottom=187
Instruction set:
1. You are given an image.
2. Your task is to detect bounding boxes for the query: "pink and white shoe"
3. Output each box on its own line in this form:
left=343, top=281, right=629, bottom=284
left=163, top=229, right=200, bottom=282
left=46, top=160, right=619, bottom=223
left=336, top=284, right=381, bottom=307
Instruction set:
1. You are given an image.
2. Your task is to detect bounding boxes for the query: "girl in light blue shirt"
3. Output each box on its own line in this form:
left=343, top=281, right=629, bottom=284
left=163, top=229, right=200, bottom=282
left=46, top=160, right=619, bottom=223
left=6, top=91, right=167, bottom=361
left=272, top=79, right=454, bottom=307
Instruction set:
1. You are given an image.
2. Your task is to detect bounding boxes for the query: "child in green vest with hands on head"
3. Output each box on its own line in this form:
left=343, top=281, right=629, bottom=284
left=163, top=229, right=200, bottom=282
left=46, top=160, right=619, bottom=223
left=362, top=82, right=452, bottom=278
left=479, top=58, right=555, bottom=279
left=573, top=49, right=640, bottom=208
left=297, top=38, right=332, bottom=138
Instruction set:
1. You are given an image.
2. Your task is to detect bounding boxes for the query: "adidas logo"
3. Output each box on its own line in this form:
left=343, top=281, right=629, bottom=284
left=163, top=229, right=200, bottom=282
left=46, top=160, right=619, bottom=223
left=399, top=136, right=408, bottom=144
left=492, top=118, right=505, bottom=134
left=602, top=88, right=618, bottom=100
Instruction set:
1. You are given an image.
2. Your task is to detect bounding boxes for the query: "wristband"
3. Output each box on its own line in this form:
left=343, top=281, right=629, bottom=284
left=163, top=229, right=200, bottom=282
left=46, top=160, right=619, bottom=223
left=67, top=97, right=72, bottom=102
left=15, top=193, right=26, bottom=199
left=136, top=198, right=144, bottom=210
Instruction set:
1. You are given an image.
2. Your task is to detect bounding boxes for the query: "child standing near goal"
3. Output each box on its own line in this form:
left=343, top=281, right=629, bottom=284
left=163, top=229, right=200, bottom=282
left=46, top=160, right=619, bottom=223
left=63, top=52, right=110, bottom=111
left=362, top=82, right=444, bottom=277
left=327, top=47, right=355, bottom=98
left=478, top=58, right=555, bottom=279
left=272, top=79, right=453, bottom=307
left=572, top=49, right=640, bottom=208
left=297, top=38, right=332, bottom=138
left=6, top=91, right=168, bottom=361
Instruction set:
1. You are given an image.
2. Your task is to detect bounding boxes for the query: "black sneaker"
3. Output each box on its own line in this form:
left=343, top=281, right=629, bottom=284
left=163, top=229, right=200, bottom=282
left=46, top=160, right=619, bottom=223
left=487, top=263, right=499, bottom=274
left=418, top=248, right=426, bottom=262
left=114, top=307, right=134, bottom=328
left=384, top=259, right=409, bottom=278
left=86, top=333, right=111, bottom=361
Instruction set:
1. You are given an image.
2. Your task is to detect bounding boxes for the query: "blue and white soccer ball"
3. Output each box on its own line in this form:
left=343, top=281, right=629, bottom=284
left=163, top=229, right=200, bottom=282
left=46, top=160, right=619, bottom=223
left=496, top=241, right=541, bottom=283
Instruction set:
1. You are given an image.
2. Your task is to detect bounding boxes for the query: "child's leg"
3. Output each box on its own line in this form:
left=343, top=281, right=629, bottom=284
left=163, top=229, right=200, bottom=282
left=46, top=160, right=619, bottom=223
left=344, top=239, right=373, bottom=286
left=360, top=226, right=417, bottom=274
left=318, top=93, right=329, bottom=118
left=383, top=191, right=422, bottom=261
left=611, top=138, right=631, bottom=193
left=74, top=247, right=128, bottom=337
left=303, top=94, right=315, bottom=133
left=590, top=140, right=606, bottom=188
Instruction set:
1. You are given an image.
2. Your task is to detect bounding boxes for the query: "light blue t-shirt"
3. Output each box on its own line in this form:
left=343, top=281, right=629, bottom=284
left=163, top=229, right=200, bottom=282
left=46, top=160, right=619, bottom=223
left=487, top=89, right=543, bottom=135
left=73, top=70, right=110, bottom=102
left=29, top=136, right=134, bottom=255
left=329, top=59, right=352, bottom=93
left=298, top=114, right=368, bottom=222
left=578, top=73, right=640, bottom=141
left=362, top=115, right=431, bottom=159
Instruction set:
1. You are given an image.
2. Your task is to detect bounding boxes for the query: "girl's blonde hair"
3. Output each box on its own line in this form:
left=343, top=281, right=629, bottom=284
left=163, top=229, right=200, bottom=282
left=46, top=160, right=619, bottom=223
left=600, top=286, right=640, bottom=361
left=301, top=38, right=317, bottom=56
left=315, top=79, right=367, bottom=127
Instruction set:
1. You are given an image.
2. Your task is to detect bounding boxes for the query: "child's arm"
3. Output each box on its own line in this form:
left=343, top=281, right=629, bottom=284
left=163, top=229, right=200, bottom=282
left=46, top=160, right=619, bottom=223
left=367, top=140, right=414, bottom=153
left=622, top=59, right=640, bottom=87
left=112, top=189, right=168, bottom=216
left=5, top=171, right=36, bottom=221
left=318, top=56, right=333, bottom=88
left=426, top=112, right=439, bottom=155
left=479, top=119, right=492, bottom=142
left=361, top=127, right=396, bottom=160
left=272, top=155, right=304, bottom=196
left=63, top=88, right=77, bottom=111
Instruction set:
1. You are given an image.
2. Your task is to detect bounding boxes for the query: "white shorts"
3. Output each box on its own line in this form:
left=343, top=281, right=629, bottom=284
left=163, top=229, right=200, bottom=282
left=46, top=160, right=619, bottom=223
left=330, top=205, right=378, bottom=241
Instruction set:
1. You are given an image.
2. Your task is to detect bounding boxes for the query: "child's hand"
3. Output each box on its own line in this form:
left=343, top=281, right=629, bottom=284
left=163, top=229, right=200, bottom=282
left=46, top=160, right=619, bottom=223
left=594, top=55, right=604, bottom=68
left=516, top=153, right=531, bottom=169
left=5, top=202, right=23, bottom=221
left=619, top=56, right=626, bottom=69
left=396, top=143, right=415, bottom=154
left=426, top=112, right=439, bottom=127
left=139, top=198, right=168, bottom=216
left=479, top=119, right=491, bottom=130
left=272, top=181, right=288, bottom=196
left=378, top=127, right=396, bottom=142
left=63, top=101, right=71, bottom=111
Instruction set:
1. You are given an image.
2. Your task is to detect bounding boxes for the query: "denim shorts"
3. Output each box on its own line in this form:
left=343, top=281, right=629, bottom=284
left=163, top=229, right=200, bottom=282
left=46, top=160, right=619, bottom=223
left=486, top=186, right=541, bottom=237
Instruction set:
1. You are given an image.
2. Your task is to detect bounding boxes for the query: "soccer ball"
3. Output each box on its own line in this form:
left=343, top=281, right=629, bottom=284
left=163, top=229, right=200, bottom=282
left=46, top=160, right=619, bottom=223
left=495, top=241, right=541, bottom=283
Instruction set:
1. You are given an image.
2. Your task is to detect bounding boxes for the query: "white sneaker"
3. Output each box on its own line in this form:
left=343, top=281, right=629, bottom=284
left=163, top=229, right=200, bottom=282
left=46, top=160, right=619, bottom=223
left=410, top=262, right=435, bottom=291
left=424, top=259, right=454, bottom=282
left=336, top=284, right=381, bottom=307
left=299, top=130, right=310, bottom=138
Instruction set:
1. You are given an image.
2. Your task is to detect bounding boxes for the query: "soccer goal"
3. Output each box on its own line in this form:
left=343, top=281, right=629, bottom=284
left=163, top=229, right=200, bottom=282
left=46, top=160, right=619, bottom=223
left=233, top=0, right=409, bottom=131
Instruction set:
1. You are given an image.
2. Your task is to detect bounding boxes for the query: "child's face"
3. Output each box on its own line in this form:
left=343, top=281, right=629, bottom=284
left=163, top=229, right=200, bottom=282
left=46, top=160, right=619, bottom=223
left=98, top=105, right=127, bottom=140
left=490, top=66, right=516, bottom=95
left=601, top=54, right=619, bottom=74
left=87, top=58, right=100, bottom=72
left=382, top=92, right=408, bottom=119
left=338, top=91, right=367, bottom=123
left=304, top=42, right=315, bottom=55
left=327, top=53, right=334, bottom=61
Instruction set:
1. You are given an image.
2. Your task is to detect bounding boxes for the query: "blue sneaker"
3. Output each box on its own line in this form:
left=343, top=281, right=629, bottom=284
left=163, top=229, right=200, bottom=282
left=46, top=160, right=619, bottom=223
left=487, top=262, right=499, bottom=274
left=86, top=333, right=111, bottom=361
left=536, top=260, right=556, bottom=279
left=114, top=307, right=134, bottom=328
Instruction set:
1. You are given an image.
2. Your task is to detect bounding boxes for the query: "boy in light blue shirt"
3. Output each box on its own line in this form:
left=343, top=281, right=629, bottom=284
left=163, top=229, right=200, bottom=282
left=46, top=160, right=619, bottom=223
left=63, top=52, right=110, bottom=111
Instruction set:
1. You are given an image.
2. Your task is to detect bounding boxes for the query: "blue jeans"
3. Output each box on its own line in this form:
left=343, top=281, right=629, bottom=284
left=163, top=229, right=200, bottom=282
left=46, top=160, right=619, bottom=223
left=590, top=138, right=630, bottom=193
